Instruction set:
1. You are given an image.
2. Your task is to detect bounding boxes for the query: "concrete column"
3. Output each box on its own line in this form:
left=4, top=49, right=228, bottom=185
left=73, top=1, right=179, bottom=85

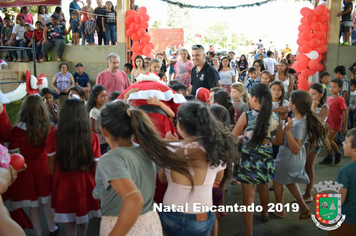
left=116, top=0, right=129, bottom=65
left=325, top=0, right=342, bottom=74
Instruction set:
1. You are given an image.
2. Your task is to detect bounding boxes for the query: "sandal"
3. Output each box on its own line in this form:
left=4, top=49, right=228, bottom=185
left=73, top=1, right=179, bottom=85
left=272, top=211, right=285, bottom=218
left=299, top=210, right=311, bottom=220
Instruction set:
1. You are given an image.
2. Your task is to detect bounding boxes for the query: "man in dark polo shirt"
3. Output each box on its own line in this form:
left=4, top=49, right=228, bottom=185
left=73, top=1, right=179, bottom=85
left=73, top=63, right=91, bottom=100
left=189, top=45, right=219, bottom=95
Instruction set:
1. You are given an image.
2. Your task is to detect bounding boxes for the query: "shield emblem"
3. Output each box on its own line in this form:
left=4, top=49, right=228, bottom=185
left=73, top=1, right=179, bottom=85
left=315, top=193, right=342, bottom=225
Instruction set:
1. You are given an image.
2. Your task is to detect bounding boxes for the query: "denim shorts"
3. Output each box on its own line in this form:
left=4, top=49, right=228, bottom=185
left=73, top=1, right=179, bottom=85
left=86, top=33, right=94, bottom=43
left=159, top=211, right=215, bottom=236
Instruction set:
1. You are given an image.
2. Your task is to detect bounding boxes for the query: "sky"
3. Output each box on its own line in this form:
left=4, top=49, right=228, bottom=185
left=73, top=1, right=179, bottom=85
left=61, top=0, right=319, bottom=51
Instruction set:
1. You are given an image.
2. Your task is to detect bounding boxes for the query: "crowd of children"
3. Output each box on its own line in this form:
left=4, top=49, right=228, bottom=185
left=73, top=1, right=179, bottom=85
left=0, top=49, right=356, bottom=236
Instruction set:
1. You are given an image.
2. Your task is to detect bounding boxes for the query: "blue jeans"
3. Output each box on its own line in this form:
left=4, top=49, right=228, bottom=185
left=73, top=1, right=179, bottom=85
left=10, top=39, right=25, bottom=59
left=348, top=111, right=356, bottom=127
left=35, top=44, right=41, bottom=60
left=159, top=211, right=215, bottom=236
left=104, top=24, right=116, bottom=45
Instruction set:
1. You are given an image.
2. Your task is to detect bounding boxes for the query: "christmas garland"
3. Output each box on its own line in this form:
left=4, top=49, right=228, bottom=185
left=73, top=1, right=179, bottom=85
left=160, top=0, right=274, bottom=9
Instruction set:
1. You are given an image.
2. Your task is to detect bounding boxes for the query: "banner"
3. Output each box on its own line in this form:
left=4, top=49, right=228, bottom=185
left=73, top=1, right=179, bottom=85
left=0, top=0, right=61, bottom=8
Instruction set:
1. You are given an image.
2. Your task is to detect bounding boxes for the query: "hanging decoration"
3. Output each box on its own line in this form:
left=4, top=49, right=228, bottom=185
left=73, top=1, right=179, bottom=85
left=159, top=0, right=274, bottom=9
left=293, top=4, right=330, bottom=91
left=125, top=7, right=155, bottom=62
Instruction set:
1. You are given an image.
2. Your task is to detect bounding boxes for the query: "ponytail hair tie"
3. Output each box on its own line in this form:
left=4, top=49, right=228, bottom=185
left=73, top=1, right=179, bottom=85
left=127, top=108, right=132, bottom=117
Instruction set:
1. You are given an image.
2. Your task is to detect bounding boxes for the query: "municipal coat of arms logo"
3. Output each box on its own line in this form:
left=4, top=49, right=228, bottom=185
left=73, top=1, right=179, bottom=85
left=311, top=181, right=346, bottom=231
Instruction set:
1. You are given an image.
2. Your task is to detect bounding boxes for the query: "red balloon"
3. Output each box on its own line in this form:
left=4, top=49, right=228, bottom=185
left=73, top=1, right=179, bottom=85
left=320, top=38, right=327, bottom=45
left=148, top=42, right=155, bottom=49
left=131, top=43, right=141, bottom=54
left=296, top=53, right=309, bottom=62
left=308, top=60, right=319, bottom=71
left=300, top=7, right=314, bottom=16
left=137, top=28, right=146, bottom=37
left=297, top=38, right=308, bottom=46
left=125, top=16, right=134, bottom=25
left=139, top=22, right=149, bottom=29
left=292, top=62, right=301, bottom=72
left=131, top=53, right=138, bottom=65
left=126, top=28, right=134, bottom=36
left=300, top=44, right=312, bottom=53
left=130, top=22, right=139, bottom=31
left=316, top=53, right=323, bottom=62
left=311, top=22, right=322, bottom=31
left=126, top=10, right=137, bottom=17
left=131, top=33, right=140, bottom=41
left=301, top=68, right=312, bottom=78
left=309, top=38, right=320, bottom=48
left=302, top=31, right=313, bottom=40
left=142, top=45, right=152, bottom=55
left=298, top=32, right=302, bottom=38
left=142, top=35, right=151, bottom=44
left=313, top=31, right=326, bottom=40
left=10, top=153, right=25, bottom=170
left=317, top=63, right=324, bottom=71
left=143, top=14, right=150, bottom=22
left=298, top=46, right=303, bottom=53
left=298, top=23, right=312, bottom=32
left=316, top=15, right=329, bottom=24
left=306, top=13, right=316, bottom=23
left=135, top=15, right=143, bottom=24
left=300, top=17, right=307, bottom=24
left=322, top=24, right=329, bottom=31
left=138, top=7, right=148, bottom=16
left=298, top=60, right=309, bottom=69
left=298, top=76, right=309, bottom=91
left=315, top=44, right=327, bottom=54
left=314, top=4, right=327, bottom=16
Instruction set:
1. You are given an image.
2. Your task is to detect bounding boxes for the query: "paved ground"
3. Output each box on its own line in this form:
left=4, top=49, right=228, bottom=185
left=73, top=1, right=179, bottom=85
left=23, top=147, right=347, bottom=236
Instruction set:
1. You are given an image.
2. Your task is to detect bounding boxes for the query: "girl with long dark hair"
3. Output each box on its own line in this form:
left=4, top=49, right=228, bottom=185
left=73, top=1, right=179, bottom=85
left=232, top=83, right=283, bottom=236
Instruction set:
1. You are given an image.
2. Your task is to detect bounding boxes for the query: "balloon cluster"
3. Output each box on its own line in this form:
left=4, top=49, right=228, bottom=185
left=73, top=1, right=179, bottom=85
left=125, top=7, right=155, bottom=62
left=293, top=5, right=330, bottom=90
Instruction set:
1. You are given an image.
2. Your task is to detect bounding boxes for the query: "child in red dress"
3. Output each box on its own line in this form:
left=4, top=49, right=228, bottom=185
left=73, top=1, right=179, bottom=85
left=8, top=95, right=57, bottom=236
left=46, top=98, right=101, bottom=236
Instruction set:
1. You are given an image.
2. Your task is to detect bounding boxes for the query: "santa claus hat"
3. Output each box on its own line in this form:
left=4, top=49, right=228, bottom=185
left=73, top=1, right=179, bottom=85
left=136, top=73, right=163, bottom=83
left=196, top=87, right=210, bottom=104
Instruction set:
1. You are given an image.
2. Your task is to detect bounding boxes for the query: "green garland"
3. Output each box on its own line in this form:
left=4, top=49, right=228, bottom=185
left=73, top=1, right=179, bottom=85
left=160, top=0, right=274, bottom=9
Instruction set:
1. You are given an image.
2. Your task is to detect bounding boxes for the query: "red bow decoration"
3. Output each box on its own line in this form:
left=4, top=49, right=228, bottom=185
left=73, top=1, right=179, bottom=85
left=37, top=78, right=43, bottom=86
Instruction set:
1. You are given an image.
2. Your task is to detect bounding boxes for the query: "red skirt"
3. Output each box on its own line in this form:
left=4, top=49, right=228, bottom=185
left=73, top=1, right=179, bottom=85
left=7, top=158, right=51, bottom=209
left=51, top=169, right=101, bottom=223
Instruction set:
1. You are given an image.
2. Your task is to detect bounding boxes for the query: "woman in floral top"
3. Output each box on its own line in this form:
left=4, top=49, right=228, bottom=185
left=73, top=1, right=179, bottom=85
left=41, top=14, right=68, bottom=62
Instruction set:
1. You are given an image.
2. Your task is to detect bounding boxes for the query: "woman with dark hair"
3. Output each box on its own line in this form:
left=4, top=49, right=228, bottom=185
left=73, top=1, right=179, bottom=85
left=214, top=90, right=235, bottom=126
left=17, top=6, right=33, bottom=25
left=96, top=101, right=192, bottom=235
left=237, top=54, right=248, bottom=82
left=102, top=1, right=117, bottom=45
left=218, top=57, right=236, bottom=94
left=159, top=102, right=237, bottom=236
left=273, top=60, right=293, bottom=99
left=46, top=99, right=101, bottom=236
left=37, top=6, right=50, bottom=27
left=51, top=61, right=75, bottom=107
left=286, top=53, right=295, bottom=68
left=94, top=0, right=106, bottom=45
left=54, top=7, right=66, bottom=25
left=41, top=14, right=68, bottom=62
left=131, top=55, right=148, bottom=83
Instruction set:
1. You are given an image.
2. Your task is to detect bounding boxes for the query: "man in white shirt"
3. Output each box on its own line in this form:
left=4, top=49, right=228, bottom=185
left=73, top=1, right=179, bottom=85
left=8, top=15, right=26, bottom=62
left=263, top=51, right=278, bottom=75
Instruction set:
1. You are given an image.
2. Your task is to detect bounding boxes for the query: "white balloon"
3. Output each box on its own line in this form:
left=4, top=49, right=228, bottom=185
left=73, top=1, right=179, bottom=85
left=305, top=50, right=319, bottom=60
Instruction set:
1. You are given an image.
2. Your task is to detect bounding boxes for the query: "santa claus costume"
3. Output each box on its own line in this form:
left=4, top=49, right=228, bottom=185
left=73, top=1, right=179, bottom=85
left=118, top=73, right=186, bottom=203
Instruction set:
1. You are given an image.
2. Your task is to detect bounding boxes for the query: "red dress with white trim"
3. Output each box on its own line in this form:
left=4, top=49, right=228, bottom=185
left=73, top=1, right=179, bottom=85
left=7, top=123, right=54, bottom=209
left=46, top=129, right=101, bottom=224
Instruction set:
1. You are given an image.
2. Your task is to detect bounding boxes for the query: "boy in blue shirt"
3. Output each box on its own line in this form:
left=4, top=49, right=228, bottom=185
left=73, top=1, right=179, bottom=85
left=329, top=128, right=356, bottom=235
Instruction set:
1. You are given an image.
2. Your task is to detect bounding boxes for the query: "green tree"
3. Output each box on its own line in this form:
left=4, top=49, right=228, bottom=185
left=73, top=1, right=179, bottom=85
left=201, top=23, right=229, bottom=48
left=152, top=20, right=161, bottom=28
